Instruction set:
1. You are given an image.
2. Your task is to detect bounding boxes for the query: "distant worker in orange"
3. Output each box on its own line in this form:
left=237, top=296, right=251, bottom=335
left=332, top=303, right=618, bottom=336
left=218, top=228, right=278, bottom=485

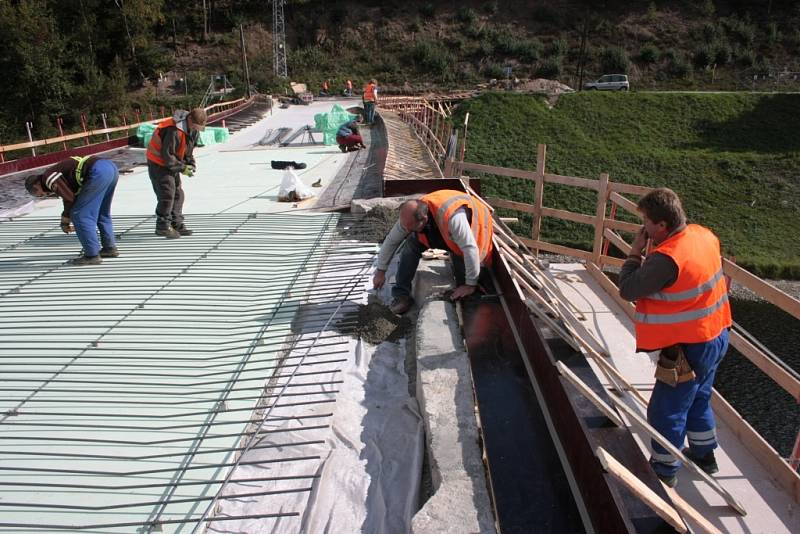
left=373, top=190, right=493, bottom=315
left=363, top=78, right=378, bottom=125
left=619, top=188, right=732, bottom=488
left=146, top=108, right=207, bottom=238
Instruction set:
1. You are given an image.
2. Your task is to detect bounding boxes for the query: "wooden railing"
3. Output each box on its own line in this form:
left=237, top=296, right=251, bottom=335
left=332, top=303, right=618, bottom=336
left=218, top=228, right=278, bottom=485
left=378, top=96, right=457, bottom=176
left=0, top=95, right=264, bottom=164
left=455, top=143, right=800, bottom=496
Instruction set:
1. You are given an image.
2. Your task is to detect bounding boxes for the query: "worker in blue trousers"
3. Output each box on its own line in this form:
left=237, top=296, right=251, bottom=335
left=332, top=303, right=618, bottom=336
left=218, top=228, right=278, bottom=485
left=25, top=156, right=119, bottom=265
left=619, top=188, right=732, bottom=487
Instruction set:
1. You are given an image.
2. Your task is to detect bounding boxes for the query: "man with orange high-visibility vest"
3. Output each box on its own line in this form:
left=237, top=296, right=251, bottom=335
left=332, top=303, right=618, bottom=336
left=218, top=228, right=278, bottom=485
left=372, top=190, right=493, bottom=315
left=146, top=108, right=207, bottom=238
left=619, top=187, right=732, bottom=488
left=362, top=79, right=378, bottom=125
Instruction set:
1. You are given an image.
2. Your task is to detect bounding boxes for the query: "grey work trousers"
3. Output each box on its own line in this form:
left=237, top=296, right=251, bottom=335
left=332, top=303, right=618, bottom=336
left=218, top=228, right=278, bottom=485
left=148, top=162, right=185, bottom=229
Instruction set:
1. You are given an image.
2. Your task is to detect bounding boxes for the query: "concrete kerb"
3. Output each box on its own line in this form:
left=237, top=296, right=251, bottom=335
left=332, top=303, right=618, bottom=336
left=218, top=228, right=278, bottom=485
left=410, top=260, right=495, bottom=534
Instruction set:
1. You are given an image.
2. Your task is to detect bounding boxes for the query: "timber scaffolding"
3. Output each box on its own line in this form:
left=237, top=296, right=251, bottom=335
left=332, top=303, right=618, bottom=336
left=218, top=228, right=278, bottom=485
left=379, top=95, right=799, bottom=532
left=0, top=94, right=271, bottom=175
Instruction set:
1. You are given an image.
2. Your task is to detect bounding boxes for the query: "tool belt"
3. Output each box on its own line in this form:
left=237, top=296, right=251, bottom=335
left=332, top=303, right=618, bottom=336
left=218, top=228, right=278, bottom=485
left=654, top=345, right=696, bottom=387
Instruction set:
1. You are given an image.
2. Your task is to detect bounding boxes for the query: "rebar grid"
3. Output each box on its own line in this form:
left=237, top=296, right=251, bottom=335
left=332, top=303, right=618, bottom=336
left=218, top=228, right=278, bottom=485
left=0, top=212, right=378, bottom=531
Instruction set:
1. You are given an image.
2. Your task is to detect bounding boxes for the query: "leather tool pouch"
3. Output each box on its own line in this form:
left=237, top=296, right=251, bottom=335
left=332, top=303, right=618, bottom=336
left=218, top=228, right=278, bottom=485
left=654, top=345, right=696, bottom=387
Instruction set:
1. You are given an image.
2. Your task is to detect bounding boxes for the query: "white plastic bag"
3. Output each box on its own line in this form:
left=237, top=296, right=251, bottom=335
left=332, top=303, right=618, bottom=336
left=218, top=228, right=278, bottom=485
left=277, top=168, right=314, bottom=202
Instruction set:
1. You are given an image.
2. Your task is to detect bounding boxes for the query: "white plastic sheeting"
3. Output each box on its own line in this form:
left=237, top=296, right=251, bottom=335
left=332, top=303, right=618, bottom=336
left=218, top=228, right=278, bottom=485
left=210, top=249, right=423, bottom=534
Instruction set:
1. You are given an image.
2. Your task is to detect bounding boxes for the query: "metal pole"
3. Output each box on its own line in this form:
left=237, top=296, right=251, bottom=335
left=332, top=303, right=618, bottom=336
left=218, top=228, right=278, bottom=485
left=56, top=117, right=67, bottom=150
left=101, top=113, right=110, bottom=141
left=25, top=121, right=35, bottom=157
left=240, top=24, right=251, bottom=98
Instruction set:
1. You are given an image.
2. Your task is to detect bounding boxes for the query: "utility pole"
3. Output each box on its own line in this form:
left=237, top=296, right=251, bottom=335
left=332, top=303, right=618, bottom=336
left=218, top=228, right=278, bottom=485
left=202, top=0, right=209, bottom=41
left=240, top=24, right=251, bottom=98
left=273, top=0, right=288, bottom=78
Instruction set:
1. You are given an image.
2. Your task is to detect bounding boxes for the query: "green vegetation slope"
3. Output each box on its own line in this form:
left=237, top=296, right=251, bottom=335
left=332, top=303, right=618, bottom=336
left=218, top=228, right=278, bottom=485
left=455, top=92, right=800, bottom=278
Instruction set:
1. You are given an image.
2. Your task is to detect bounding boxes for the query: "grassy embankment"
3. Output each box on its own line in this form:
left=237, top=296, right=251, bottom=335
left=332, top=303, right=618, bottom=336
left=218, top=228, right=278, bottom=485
left=455, top=92, right=800, bottom=279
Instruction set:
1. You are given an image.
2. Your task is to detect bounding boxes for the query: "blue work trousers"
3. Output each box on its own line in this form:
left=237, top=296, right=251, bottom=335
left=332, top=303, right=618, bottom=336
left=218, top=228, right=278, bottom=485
left=648, top=328, right=729, bottom=477
left=70, top=159, right=118, bottom=257
left=364, top=101, right=376, bottom=124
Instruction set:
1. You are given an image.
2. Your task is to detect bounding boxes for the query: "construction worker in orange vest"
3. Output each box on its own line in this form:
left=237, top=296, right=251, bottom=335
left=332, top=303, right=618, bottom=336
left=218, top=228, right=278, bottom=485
left=362, top=79, right=378, bottom=125
left=619, top=187, right=732, bottom=488
left=345, top=79, right=353, bottom=96
left=146, top=108, right=207, bottom=238
left=373, top=190, right=493, bottom=315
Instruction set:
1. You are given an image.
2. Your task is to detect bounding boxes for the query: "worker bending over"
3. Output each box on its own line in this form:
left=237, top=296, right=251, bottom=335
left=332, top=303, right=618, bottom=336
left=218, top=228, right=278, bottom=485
left=373, top=190, right=493, bottom=315
left=336, top=118, right=366, bottom=152
left=619, top=187, right=731, bottom=487
left=147, top=108, right=206, bottom=238
left=25, top=156, right=119, bottom=265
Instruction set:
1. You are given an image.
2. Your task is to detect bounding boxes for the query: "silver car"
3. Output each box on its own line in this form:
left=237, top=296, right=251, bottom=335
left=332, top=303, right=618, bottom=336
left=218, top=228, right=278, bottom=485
left=584, top=74, right=629, bottom=91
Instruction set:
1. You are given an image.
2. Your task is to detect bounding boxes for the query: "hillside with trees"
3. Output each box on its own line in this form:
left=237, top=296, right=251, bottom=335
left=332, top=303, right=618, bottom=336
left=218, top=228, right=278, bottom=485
left=2, top=1, right=800, bottom=145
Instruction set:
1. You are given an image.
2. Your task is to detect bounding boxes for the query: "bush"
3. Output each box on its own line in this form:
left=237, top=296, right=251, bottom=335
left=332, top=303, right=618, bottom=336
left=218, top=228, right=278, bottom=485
left=735, top=47, right=756, bottom=67
left=483, top=63, right=506, bottom=79
left=639, top=44, right=660, bottom=64
left=546, top=37, right=568, bottom=58
left=667, top=55, right=691, bottom=78
left=419, top=3, right=435, bottom=17
left=483, top=1, right=498, bottom=15
left=536, top=58, right=561, bottom=78
left=693, top=45, right=714, bottom=68
left=456, top=7, right=477, bottom=24
left=702, top=22, right=718, bottom=43
left=724, top=17, right=756, bottom=46
left=409, top=40, right=454, bottom=80
left=713, top=43, right=731, bottom=65
left=599, top=46, right=629, bottom=73
left=517, top=39, right=543, bottom=63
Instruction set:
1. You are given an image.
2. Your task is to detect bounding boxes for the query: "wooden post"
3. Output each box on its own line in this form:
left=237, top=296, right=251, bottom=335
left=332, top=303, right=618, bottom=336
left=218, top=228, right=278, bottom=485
left=531, top=144, right=546, bottom=253
left=592, top=173, right=610, bottom=264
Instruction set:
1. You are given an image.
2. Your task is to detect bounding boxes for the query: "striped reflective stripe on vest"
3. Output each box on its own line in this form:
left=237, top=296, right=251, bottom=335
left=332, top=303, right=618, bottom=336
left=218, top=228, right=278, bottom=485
left=634, top=293, right=729, bottom=325
left=648, top=269, right=724, bottom=302
left=433, top=193, right=492, bottom=260
left=44, top=171, right=62, bottom=190
left=434, top=194, right=472, bottom=232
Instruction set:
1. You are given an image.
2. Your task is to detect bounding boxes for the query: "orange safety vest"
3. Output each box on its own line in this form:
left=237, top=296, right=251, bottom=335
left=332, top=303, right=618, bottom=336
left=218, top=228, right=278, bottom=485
left=363, top=82, right=376, bottom=102
left=146, top=117, right=187, bottom=167
left=417, top=190, right=493, bottom=264
left=633, top=224, right=732, bottom=351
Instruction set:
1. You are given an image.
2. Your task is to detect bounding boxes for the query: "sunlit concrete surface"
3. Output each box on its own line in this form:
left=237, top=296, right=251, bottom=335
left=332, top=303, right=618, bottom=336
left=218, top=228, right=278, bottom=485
left=0, top=100, right=388, bottom=533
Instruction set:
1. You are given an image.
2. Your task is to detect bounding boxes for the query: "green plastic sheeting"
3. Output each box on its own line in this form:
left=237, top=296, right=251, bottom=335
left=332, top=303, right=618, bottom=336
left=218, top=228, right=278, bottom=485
left=314, top=104, right=358, bottom=145
left=136, top=123, right=230, bottom=148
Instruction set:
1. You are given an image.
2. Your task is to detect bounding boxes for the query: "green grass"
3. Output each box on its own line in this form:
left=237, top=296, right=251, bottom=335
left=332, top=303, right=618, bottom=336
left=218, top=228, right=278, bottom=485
left=455, top=92, right=800, bottom=278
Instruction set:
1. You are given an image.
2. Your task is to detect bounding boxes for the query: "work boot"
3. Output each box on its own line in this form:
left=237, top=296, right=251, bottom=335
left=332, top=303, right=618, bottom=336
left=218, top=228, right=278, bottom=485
left=389, top=295, right=414, bottom=315
left=66, top=255, right=102, bottom=266
left=99, top=246, right=119, bottom=258
left=682, top=448, right=719, bottom=474
left=155, top=227, right=181, bottom=239
left=173, top=225, right=193, bottom=236
left=338, top=144, right=347, bottom=153
left=656, top=472, right=677, bottom=488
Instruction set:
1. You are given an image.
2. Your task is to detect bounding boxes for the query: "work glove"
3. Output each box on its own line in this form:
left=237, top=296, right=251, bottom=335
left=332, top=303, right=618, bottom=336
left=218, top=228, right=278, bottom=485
left=60, top=215, right=74, bottom=234
left=181, top=164, right=196, bottom=177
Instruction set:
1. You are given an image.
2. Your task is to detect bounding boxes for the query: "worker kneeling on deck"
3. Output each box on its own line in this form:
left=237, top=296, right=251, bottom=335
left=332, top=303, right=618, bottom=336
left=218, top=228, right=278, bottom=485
left=372, top=190, right=493, bottom=315
left=618, top=188, right=731, bottom=488
left=147, top=108, right=206, bottom=238
left=25, top=156, right=119, bottom=265
left=336, top=117, right=366, bottom=153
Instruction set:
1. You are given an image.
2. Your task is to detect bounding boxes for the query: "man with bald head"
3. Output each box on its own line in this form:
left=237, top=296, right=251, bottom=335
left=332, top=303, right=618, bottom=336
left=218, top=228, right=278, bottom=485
left=372, top=190, right=494, bottom=315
